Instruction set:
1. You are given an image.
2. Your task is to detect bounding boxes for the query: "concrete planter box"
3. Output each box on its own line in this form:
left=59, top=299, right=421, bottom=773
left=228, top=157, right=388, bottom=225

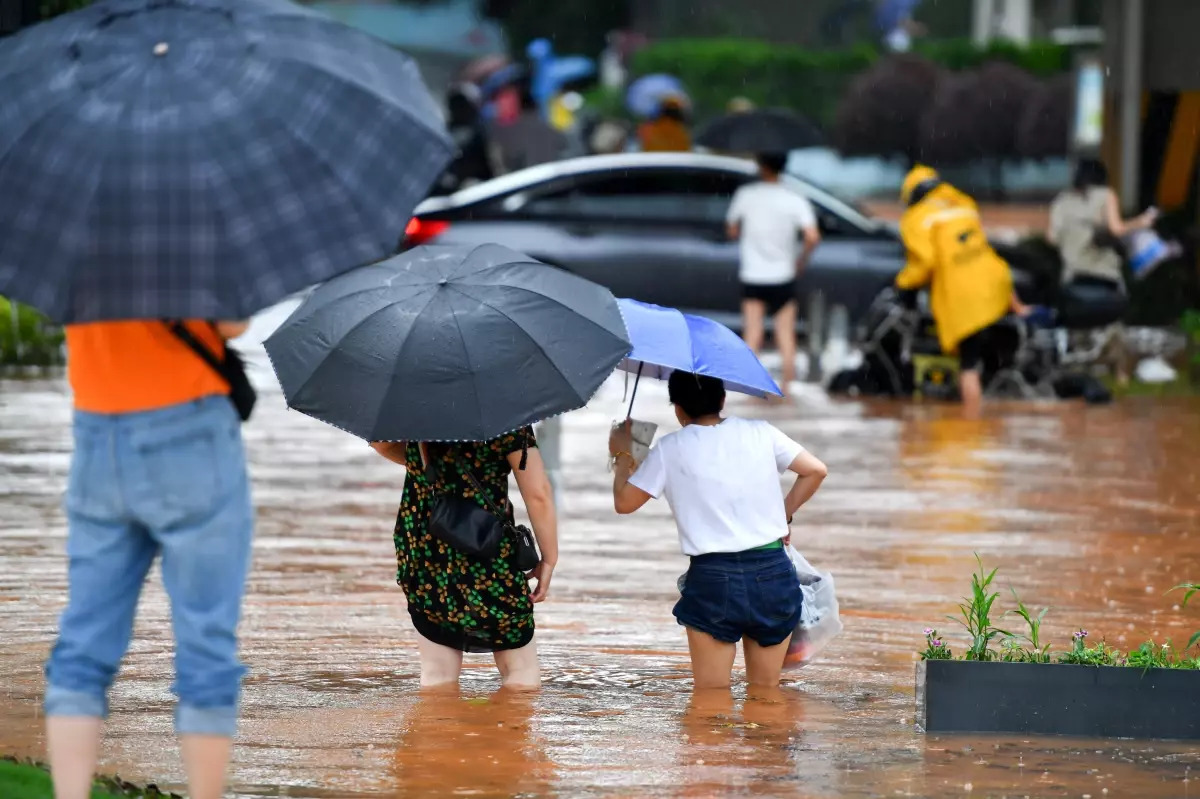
left=916, top=659, right=1200, bottom=740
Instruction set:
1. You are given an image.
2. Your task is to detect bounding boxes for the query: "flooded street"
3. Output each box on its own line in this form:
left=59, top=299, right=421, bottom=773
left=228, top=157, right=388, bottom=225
left=2, top=306, right=1199, bottom=798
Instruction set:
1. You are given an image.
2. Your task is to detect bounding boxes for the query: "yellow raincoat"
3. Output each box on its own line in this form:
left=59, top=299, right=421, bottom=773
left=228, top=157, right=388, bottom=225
left=894, top=166, right=1013, bottom=354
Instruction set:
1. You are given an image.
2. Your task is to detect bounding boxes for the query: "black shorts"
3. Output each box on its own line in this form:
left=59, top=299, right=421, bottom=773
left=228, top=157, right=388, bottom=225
left=741, top=280, right=797, bottom=317
left=958, top=323, right=1006, bottom=373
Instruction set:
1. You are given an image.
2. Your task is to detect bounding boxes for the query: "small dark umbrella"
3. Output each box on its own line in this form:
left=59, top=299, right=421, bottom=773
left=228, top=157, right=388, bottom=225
left=479, top=63, right=527, bottom=100
left=0, top=0, right=453, bottom=323
left=264, top=244, right=631, bottom=442
left=459, top=54, right=509, bottom=86
left=696, top=108, right=824, bottom=153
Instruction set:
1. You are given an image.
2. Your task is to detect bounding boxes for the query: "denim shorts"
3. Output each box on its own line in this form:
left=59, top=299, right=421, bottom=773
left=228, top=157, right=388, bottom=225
left=673, top=546, right=803, bottom=646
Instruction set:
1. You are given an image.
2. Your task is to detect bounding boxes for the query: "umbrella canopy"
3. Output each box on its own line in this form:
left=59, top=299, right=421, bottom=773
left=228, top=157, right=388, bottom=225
left=0, top=0, right=453, bottom=324
left=617, top=299, right=781, bottom=399
left=459, top=54, right=509, bottom=86
left=696, top=108, right=824, bottom=154
left=265, top=244, right=631, bottom=442
left=625, top=74, right=687, bottom=118
left=479, top=62, right=526, bottom=99
left=544, top=55, right=596, bottom=92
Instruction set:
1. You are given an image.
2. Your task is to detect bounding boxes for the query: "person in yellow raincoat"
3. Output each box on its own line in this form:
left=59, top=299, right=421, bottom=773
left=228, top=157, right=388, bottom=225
left=894, top=166, right=1030, bottom=416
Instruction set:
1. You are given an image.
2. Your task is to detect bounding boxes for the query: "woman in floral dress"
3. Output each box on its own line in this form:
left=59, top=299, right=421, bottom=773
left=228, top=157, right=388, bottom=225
left=371, top=428, right=558, bottom=688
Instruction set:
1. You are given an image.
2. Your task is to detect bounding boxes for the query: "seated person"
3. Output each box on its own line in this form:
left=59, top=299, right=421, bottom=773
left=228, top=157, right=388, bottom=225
left=1047, top=158, right=1159, bottom=385
left=894, top=166, right=1029, bottom=416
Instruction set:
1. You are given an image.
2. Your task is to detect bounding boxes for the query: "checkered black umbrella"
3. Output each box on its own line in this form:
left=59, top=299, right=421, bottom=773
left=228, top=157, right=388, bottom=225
left=0, top=0, right=453, bottom=323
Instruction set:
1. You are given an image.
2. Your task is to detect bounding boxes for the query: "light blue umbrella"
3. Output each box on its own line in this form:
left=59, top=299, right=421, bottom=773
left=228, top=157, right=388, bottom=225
left=617, top=299, right=782, bottom=414
left=626, top=74, right=687, bottom=118
left=545, top=55, right=596, bottom=90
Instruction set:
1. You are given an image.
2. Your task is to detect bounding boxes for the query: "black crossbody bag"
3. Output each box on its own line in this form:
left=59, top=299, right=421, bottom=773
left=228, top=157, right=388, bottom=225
left=166, top=321, right=257, bottom=422
left=425, top=448, right=540, bottom=572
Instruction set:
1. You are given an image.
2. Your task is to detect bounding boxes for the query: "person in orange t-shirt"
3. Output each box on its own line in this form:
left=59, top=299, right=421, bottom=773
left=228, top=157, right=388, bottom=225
left=637, top=97, right=692, bottom=153
left=45, top=319, right=252, bottom=799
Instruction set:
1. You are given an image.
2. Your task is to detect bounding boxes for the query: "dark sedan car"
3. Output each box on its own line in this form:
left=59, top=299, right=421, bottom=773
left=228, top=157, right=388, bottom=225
left=403, top=152, right=1034, bottom=333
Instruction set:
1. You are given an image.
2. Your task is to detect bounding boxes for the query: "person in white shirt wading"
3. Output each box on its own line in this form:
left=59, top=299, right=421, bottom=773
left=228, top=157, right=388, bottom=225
left=607, top=372, right=828, bottom=689
left=726, top=153, right=821, bottom=394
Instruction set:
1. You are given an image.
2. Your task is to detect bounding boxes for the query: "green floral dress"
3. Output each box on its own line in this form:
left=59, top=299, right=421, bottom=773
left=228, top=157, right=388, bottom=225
left=394, top=428, right=536, bottom=652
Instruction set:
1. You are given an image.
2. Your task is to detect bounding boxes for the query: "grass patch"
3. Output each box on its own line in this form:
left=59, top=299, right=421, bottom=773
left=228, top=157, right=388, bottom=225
left=1105, top=377, right=1199, bottom=398
left=0, top=758, right=179, bottom=799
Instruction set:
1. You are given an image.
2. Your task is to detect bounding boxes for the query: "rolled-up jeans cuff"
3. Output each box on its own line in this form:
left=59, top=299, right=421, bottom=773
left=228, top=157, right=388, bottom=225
left=176, top=703, right=238, bottom=737
left=45, top=684, right=107, bottom=719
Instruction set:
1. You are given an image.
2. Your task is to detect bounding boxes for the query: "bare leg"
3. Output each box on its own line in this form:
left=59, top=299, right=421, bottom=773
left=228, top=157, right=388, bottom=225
left=47, top=717, right=103, bottom=799
left=493, top=637, right=541, bottom=690
left=416, top=630, right=464, bottom=688
left=960, top=369, right=983, bottom=419
left=179, top=735, right=233, bottom=799
left=741, top=299, right=766, bottom=354
left=1103, top=323, right=1131, bottom=386
left=685, top=627, right=738, bottom=690
left=743, top=635, right=792, bottom=687
left=774, top=301, right=799, bottom=391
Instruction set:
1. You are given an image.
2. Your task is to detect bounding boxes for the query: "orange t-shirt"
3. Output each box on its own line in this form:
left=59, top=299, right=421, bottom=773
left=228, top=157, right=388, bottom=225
left=66, top=321, right=230, bottom=414
left=637, top=118, right=692, bottom=152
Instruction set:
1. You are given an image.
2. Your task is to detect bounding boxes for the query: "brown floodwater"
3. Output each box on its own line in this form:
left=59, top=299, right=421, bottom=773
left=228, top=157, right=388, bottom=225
left=1, top=309, right=1199, bottom=798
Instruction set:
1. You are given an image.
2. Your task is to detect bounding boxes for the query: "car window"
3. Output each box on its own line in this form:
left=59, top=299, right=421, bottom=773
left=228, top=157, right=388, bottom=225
left=780, top=174, right=875, bottom=236
left=517, top=170, right=750, bottom=224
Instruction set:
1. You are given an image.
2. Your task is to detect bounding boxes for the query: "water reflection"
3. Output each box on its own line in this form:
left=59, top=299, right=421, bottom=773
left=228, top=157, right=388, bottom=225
left=390, top=688, right=554, bottom=798
left=676, top=687, right=804, bottom=797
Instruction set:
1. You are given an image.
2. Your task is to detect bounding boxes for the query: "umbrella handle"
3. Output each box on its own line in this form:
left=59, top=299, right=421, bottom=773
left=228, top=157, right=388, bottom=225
left=626, top=362, right=644, bottom=420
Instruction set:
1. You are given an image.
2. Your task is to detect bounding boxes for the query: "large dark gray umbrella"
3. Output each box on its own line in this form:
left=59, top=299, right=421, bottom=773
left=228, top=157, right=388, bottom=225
left=696, top=108, right=824, bottom=153
left=264, top=244, right=631, bottom=442
left=0, top=0, right=453, bottom=323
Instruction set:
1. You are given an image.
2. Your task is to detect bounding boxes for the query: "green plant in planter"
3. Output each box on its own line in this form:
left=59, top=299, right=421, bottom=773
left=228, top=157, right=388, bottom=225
left=1058, top=630, right=1121, bottom=667
left=1172, top=582, right=1200, bottom=653
left=948, top=555, right=1010, bottom=661
left=919, top=628, right=952, bottom=660
left=1125, top=640, right=1177, bottom=671
left=1003, top=588, right=1051, bottom=663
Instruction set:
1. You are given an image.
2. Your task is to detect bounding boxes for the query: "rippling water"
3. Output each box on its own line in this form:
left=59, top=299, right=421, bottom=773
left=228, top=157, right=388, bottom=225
left=2, top=303, right=1198, bottom=797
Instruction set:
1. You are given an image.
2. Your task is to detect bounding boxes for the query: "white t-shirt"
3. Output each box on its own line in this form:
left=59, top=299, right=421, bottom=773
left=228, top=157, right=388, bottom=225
left=628, top=417, right=805, bottom=556
left=726, top=181, right=818, bottom=286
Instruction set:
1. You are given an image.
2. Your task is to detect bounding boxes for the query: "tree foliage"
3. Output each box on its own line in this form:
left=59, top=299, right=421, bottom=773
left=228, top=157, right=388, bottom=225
left=1017, top=72, right=1073, bottom=160
left=833, top=53, right=943, bottom=165
left=481, top=0, right=632, bottom=60
left=918, top=61, right=1038, bottom=168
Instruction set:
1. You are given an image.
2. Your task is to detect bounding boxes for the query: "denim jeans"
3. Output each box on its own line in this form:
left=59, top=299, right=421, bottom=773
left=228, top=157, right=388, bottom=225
left=45, top=396, right=253, bottom=736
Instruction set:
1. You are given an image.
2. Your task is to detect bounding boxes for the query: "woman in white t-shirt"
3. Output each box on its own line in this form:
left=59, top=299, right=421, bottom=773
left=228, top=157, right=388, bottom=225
left=608, top=371, right=828, bottom=689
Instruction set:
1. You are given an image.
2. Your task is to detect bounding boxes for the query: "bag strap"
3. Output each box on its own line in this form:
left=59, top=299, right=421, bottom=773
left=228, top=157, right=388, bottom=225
left=166, top=320, right=227, bottom=378
left=422, top=443, right=517, bottom=524
left=453, top=453, right=513, bottom=522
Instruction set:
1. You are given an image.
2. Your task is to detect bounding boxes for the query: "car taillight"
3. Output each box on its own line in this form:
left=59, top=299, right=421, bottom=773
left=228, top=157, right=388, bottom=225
left=405, top=218, right=450, bottom=246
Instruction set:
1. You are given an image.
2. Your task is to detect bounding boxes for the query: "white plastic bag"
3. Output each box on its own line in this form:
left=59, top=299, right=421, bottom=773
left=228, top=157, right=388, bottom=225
left=783, top=548, right=843, bottom=670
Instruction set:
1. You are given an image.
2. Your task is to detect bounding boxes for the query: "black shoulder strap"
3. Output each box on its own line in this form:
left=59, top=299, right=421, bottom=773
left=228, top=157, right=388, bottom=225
left=166, top=320, right=226, bottom=377
left=423, top=444, right=512, bottom=521
left=451, top=452, right=512, bottom=519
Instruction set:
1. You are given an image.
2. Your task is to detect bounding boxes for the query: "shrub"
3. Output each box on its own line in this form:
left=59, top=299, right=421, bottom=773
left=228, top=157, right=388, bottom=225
left=1017, top=72, right=1073, bottom=160
left=833, top=53, right=943, bottom=164
left=919, top=62, right=1038, bottom=171
left=0, top=297, right=65, bottom=367
left=625, top=37, right=1070, bottom=130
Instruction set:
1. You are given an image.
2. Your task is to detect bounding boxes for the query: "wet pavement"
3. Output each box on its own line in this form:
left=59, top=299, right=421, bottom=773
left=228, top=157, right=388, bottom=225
left=2, top=304, right=1199, bottom=798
